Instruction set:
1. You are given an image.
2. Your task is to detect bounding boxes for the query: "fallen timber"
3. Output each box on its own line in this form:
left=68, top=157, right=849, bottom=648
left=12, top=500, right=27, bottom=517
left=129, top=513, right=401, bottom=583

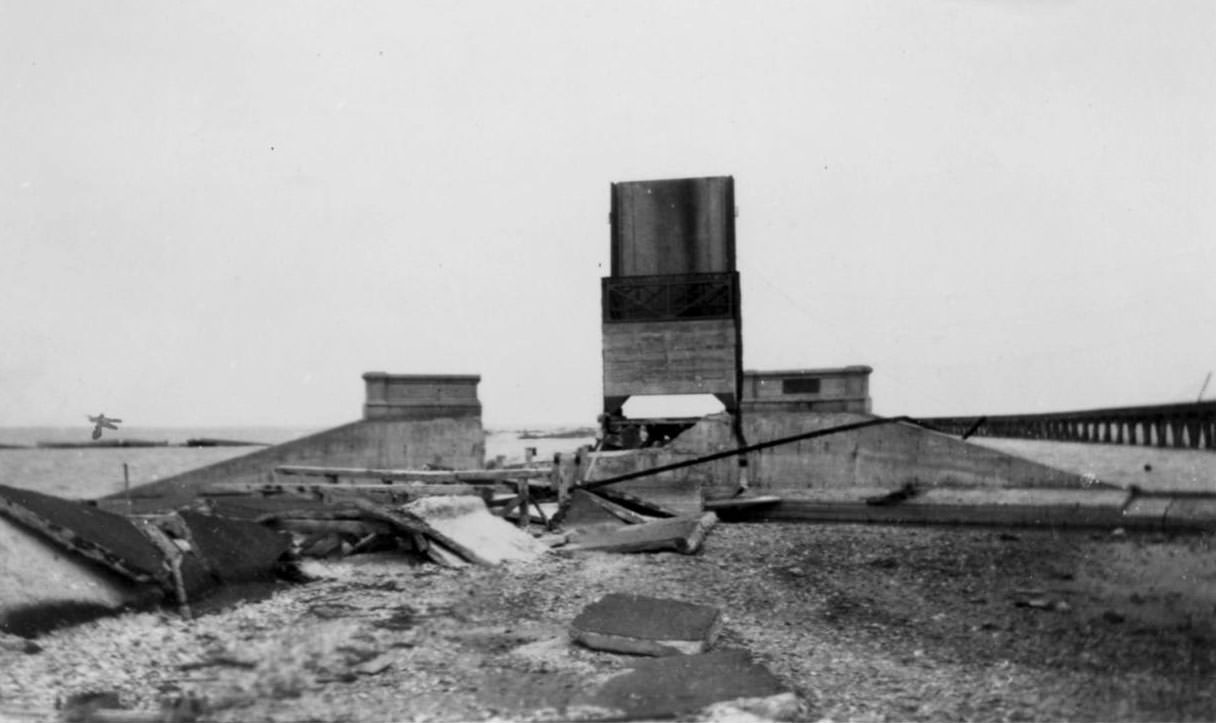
left=270, top=464, right=556, bottom=529
left=1, top=479, right=550, bottom=636
left=274, top=464, right=552, bottom=483
left=923, top=400, right=1216, bottom=450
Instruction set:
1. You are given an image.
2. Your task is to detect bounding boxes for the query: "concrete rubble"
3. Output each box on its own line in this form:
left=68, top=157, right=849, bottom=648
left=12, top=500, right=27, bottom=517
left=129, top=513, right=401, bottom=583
left=569, top=593, right=798, bottom=719
left=570, top=592, right=722, bottom=656
left=592, top=649, right=798, bottom=721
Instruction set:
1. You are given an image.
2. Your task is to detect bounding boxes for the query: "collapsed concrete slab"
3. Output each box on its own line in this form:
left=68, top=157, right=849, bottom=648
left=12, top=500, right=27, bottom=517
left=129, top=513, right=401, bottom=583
left=563, top=512, right=718, bottom=554
left=402, top=496, right=547, bottom=565
left=571, top=593, right=723, bottom=656
left=590, top=648, right=795, bottom=720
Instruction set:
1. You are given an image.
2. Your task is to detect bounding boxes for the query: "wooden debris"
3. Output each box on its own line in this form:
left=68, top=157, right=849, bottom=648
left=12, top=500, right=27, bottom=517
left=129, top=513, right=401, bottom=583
left=555, top=489, right=656, bottom=531
left=265, top=519, right=390, bottom=538
left=203, top=482, right=482, bottom=502
left=275, top=465, right=550, bottom=483
left=351, top=498, right=492, bottom=566
left=591, top=486, right=678, bottom=518
left=702, top=495, right=782, bottom=513
left=581, top=490, right=657, bottom=525
left=552, top=489, right=629, bottom=533
left=563, top=512, right=718, bottom=555
left=401, top=496, right=548, bottom=565
left=137, top=523, right=193, bottom=619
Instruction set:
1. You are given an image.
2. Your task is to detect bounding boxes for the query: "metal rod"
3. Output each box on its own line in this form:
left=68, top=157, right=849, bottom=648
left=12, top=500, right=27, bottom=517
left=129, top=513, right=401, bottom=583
left=580, top=415, right=912, bottom=492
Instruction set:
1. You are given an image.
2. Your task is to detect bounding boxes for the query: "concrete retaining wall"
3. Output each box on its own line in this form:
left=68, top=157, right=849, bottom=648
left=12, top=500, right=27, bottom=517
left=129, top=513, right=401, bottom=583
left=741, top=412, right=1088, bottom=495
left=589, top=412, right=1090, bottom=504
left=113, top=416, right=485, bottom=511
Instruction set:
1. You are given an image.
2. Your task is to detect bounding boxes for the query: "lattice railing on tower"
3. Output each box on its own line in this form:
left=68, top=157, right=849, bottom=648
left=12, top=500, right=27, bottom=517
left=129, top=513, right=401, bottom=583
left=602, top=272, right=738, bottom=323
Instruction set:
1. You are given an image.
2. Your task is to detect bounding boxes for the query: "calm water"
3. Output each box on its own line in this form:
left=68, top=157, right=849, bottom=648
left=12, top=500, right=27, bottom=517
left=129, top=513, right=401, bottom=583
left=0, top=426, right=595, bottom=500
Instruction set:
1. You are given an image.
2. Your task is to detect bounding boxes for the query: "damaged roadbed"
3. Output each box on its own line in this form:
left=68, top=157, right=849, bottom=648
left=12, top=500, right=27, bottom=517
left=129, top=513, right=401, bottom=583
left=3, top=443, right=1216, bottom=721
left=2, top=522, right=1214, bottom=721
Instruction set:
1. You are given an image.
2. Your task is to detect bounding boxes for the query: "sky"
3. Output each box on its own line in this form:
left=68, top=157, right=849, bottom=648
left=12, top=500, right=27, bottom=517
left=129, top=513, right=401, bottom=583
left=1, top=0, right=1213, bottom=428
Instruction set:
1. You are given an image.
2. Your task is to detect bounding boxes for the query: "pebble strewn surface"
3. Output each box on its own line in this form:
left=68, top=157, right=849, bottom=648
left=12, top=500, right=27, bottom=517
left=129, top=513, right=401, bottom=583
left=2, top=523, right=1214, bottom=721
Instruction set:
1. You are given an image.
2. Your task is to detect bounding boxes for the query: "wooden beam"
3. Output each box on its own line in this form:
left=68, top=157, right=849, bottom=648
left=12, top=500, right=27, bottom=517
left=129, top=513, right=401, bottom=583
left=351, top=499, right=492, bottom=565
left=564, top=512, right=719, bottom=555
left=204, top=481, right=482, bottom=497
left=274, top=465, right=551, bottom=483
left=580, top=490, right=658, bottom=525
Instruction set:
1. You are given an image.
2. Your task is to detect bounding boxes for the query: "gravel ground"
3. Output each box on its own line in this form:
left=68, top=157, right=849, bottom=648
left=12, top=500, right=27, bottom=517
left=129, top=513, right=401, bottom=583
left=2, top=522, right=1214, bottom=722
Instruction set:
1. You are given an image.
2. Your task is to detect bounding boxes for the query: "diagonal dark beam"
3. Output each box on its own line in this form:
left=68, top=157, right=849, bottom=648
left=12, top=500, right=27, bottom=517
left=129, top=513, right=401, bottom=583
left=580, top=415, right=914, bottom=492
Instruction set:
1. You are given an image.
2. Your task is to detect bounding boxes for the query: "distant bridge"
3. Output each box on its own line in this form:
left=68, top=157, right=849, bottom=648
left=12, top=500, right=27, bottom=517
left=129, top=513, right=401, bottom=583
left=923, top=401, right=1216, bottom=451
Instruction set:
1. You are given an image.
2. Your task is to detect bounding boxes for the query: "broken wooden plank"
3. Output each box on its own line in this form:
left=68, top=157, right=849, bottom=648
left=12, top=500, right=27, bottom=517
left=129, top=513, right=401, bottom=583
left=275, top=465, right=551, bottom=483
left=592, top=486, right=679, bottom=518
left=204, top=482, right=482, bottom=497
left=702, top=495, right=782, bottom=513
left=351, top=498, right=492, bottom=565
left=137, top=523, right=193, bottom=619
left=402, top=496, right=548, bottom=565
left=593, top=475, right=704, bottom=517
left=252, top=507, right=368, bottom=523
left=577, top=489, right=657, bottom=525
left=266, top=518, right=391, bottom=537
left=552, top=489, right=629, bottom=533
left=564, top=512, right=718, bottom=554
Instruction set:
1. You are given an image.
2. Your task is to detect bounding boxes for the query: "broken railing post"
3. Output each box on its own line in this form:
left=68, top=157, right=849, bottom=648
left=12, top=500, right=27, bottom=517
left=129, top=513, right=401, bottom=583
left=516, top=479, right=531, bottom=529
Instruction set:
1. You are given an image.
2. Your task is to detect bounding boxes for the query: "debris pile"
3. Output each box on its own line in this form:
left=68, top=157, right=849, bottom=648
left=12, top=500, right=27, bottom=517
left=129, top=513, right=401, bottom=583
left=1, top=448, right=726, bottom=639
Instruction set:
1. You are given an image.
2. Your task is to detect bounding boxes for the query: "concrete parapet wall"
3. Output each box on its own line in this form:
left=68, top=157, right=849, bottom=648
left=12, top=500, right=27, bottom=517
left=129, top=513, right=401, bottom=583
left=114, top=416, right=485, bottom=511
left=362, top=373, right=482, bottom=420
left=741, top=366, right=872, bottom=414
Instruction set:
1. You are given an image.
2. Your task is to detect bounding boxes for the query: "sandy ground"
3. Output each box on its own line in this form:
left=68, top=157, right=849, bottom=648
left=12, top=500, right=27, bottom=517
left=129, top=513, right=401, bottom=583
left=2, top=521, right=1214, bottom=722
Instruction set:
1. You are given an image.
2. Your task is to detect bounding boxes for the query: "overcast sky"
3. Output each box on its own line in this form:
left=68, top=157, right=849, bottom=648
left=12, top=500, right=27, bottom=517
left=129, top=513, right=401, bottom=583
left=2, top=0, right=1213, bottom=428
